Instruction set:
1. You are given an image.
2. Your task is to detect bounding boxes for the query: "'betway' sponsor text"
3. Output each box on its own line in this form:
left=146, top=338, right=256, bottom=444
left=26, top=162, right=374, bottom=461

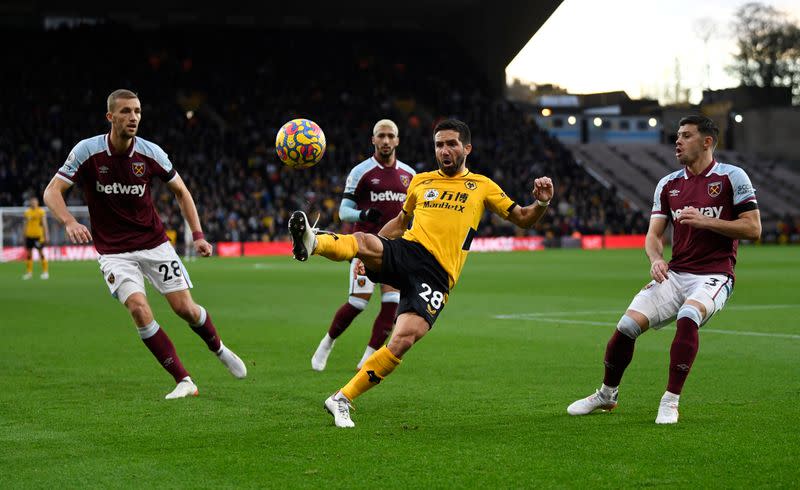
left=96, top=181, right=147, bottom=197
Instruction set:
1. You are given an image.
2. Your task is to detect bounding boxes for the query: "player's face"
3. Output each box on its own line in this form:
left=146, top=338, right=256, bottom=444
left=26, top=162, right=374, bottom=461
left=29, top=198, right=38, bottom=208
left=434, top=129, right=472, bottom=176
left=372, top=127, right=399, bottom=158
left=675, top=124, right=711, bottom=165
left=106, top=97, right=142, bottom=140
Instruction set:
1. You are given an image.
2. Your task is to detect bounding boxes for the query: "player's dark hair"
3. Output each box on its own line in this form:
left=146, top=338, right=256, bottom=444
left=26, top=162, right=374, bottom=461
left=107, top=89, right=139, bottom=112
left=679, top=115, right=719, bottom=145
left=434, top=119, right=471, bottom=145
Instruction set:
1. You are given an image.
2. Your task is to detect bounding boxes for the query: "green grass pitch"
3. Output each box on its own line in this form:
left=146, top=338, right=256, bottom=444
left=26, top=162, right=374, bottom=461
left=1, top=247, right=798, bottom=488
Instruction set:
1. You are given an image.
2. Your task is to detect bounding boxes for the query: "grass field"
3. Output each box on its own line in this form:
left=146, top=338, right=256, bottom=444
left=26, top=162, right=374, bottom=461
left=1, top=247, right=798, bottom=488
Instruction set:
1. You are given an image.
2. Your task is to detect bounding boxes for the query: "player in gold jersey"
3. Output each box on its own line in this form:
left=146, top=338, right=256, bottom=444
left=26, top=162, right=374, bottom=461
left=22, top=197, right=50, bottom=280
left=288, top=119, right=554, bottom=427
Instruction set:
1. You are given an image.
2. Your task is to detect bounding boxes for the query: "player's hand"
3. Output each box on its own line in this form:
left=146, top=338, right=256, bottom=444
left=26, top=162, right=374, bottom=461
left=65, top=220, right=92, bottom=244
left=532, top=176, right=554, bottom=203
left=353, top=259, right=366, bottom=276
left=360, top=208, right=382, bottom=223
left=194, top=238, right=213, bottom=257
left=650, top=259, right=669, bottom=283
left=676, top=206, right=707, bottom=229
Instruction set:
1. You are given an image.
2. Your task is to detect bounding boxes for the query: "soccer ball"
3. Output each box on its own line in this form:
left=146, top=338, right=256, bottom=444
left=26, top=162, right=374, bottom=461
left=275, top=118, right=326, bottom=169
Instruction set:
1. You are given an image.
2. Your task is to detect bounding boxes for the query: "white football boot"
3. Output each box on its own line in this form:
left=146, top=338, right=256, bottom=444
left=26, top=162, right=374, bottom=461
left=288, top=211, right=318, bottom=262
left=655, top=393, right=680, bottom=424
left=165, top=377, right=199, bottom=399
left=311, top=335, right=335, bottom=371
left=22, top=272, right=32, bottom=280
left=216, top=342, right=247, bottom=379
left=40, top=272, right=49, bottom=280
left=324, top=391, right=355, bottom=428
left=567, top=389, right=618, bottom=415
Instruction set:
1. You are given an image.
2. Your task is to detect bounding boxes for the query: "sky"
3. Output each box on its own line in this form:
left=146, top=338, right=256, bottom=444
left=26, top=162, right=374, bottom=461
left=506, top=0, right=800, bottom=104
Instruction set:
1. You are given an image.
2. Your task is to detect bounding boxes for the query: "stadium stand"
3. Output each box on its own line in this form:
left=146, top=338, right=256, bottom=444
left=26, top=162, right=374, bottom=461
left=567, top=142, right=800, bottom=232
left=1, top=25, right=651, bottom=248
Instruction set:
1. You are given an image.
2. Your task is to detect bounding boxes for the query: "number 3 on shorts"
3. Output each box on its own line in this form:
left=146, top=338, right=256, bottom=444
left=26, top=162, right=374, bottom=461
left=158, top=260, right=182, bottom=282
left=418, top=282, right=445, bottom=309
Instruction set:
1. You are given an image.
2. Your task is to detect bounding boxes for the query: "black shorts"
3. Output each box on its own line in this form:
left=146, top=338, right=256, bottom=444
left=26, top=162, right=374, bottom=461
left=25, top=237, right=44, bottom=250
left=365, top=238, right=450, bottom=327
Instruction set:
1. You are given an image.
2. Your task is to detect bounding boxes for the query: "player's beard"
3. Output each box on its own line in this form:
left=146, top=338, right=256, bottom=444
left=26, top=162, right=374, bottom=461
left=114, top=121, right=136, bottom=141
left=376, top=147, right=395, bottom=162
left=438, top=154, right=466, bottom=176
left=677, top=148, right=698, bottom=167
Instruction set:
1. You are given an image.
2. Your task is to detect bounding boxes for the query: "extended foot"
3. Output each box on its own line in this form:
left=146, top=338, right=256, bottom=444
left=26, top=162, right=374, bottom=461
left=288, top=211, right=318, bottom=262
left=324, top=391, right=355, bottom=428
left=165, top=377, right=199, bottom=399
left=567, top=389, right=618, bottom=415
left=217, top=343, right=247, bottom=379
left=40, top=272, right=49, bottom=280
left=22, top=273, right=32, bottom=280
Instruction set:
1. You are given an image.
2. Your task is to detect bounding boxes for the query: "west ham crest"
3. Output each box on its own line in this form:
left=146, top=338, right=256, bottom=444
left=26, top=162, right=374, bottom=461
left=400, top=174, right=410, bottom=187
left=132, top=161, right=146, bottom=177
left=707, top=181, right=721, bottom=197
left=357, top=278, right=366, bottom=287
left=108, top=273, right=115, bottom=285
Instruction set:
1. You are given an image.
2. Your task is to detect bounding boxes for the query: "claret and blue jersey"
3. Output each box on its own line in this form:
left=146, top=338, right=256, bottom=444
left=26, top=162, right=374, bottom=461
left=56, top=134, right=176, bottom=254
left=342, top=157, right=415, bottom=234
left=651, top=160, right=758, bottom=278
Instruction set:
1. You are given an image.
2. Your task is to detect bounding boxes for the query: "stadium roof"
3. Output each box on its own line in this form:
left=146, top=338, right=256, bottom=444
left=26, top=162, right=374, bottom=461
left=1, top=0, right=562, bottom=94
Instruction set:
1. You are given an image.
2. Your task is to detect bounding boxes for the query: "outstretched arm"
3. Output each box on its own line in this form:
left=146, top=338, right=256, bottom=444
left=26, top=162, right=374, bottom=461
left=506, top=176, right=554, bottom=229
left=43, top=176, right=92, bottom=243
left=166, top=174, right=212, bottom=257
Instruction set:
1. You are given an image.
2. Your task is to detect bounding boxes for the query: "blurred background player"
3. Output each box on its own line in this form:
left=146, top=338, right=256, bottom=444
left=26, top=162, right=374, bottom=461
left=311, top=119, right=416, bottom=371
left=22, top=196, right=50, bottom=280
left=44, top=89, right=247, bottom=399
left=567, top=115, right=761, bottom=424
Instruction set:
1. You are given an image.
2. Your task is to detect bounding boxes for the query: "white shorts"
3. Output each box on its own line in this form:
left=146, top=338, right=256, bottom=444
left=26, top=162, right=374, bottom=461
left=98, top=241, right=193, bottom=303
left=349, top=258, right=376, bottom=295
left=627, top=271, right=733, bottom=329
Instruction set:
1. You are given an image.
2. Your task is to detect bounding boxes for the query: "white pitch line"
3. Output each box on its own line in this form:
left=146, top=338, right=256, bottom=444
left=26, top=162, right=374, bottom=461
left=493, top=305, right=800, bottom=340
left=494, top=304, right=798, bottom=320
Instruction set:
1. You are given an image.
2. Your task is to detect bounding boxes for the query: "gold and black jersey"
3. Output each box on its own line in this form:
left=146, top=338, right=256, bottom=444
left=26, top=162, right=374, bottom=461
left=24, top=207, right=46, bottom=239
left=401, top=169, right=516, bottom=288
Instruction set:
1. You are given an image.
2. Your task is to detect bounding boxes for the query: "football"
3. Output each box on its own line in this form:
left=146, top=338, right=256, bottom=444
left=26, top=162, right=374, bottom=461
left=275, top=118, right=326, bottom=169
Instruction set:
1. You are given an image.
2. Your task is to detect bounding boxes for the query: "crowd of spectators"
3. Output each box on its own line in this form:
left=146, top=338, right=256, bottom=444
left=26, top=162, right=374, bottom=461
left=2, top=25, right=652, bottom=246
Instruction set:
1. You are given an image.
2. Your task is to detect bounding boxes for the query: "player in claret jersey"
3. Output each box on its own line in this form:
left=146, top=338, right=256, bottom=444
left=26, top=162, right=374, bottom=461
left=567, top=115, right=761, bottom=424
left=311, top=119, right=415, bottom=372
left=289, top=119, right=554, bottom=428
left=43, top=89, right=247, bottom=399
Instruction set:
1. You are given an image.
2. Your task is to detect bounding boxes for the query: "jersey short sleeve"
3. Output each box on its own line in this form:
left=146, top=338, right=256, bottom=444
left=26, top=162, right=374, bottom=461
left=135, top=138, right=176, bottom=181
left=651, top=173, right=674, bottom=219
left=728, top=166, right=757, bottom=214
left=57, top=138, right=98, bottom=184
left=484, top=179, right=516, bottom=219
